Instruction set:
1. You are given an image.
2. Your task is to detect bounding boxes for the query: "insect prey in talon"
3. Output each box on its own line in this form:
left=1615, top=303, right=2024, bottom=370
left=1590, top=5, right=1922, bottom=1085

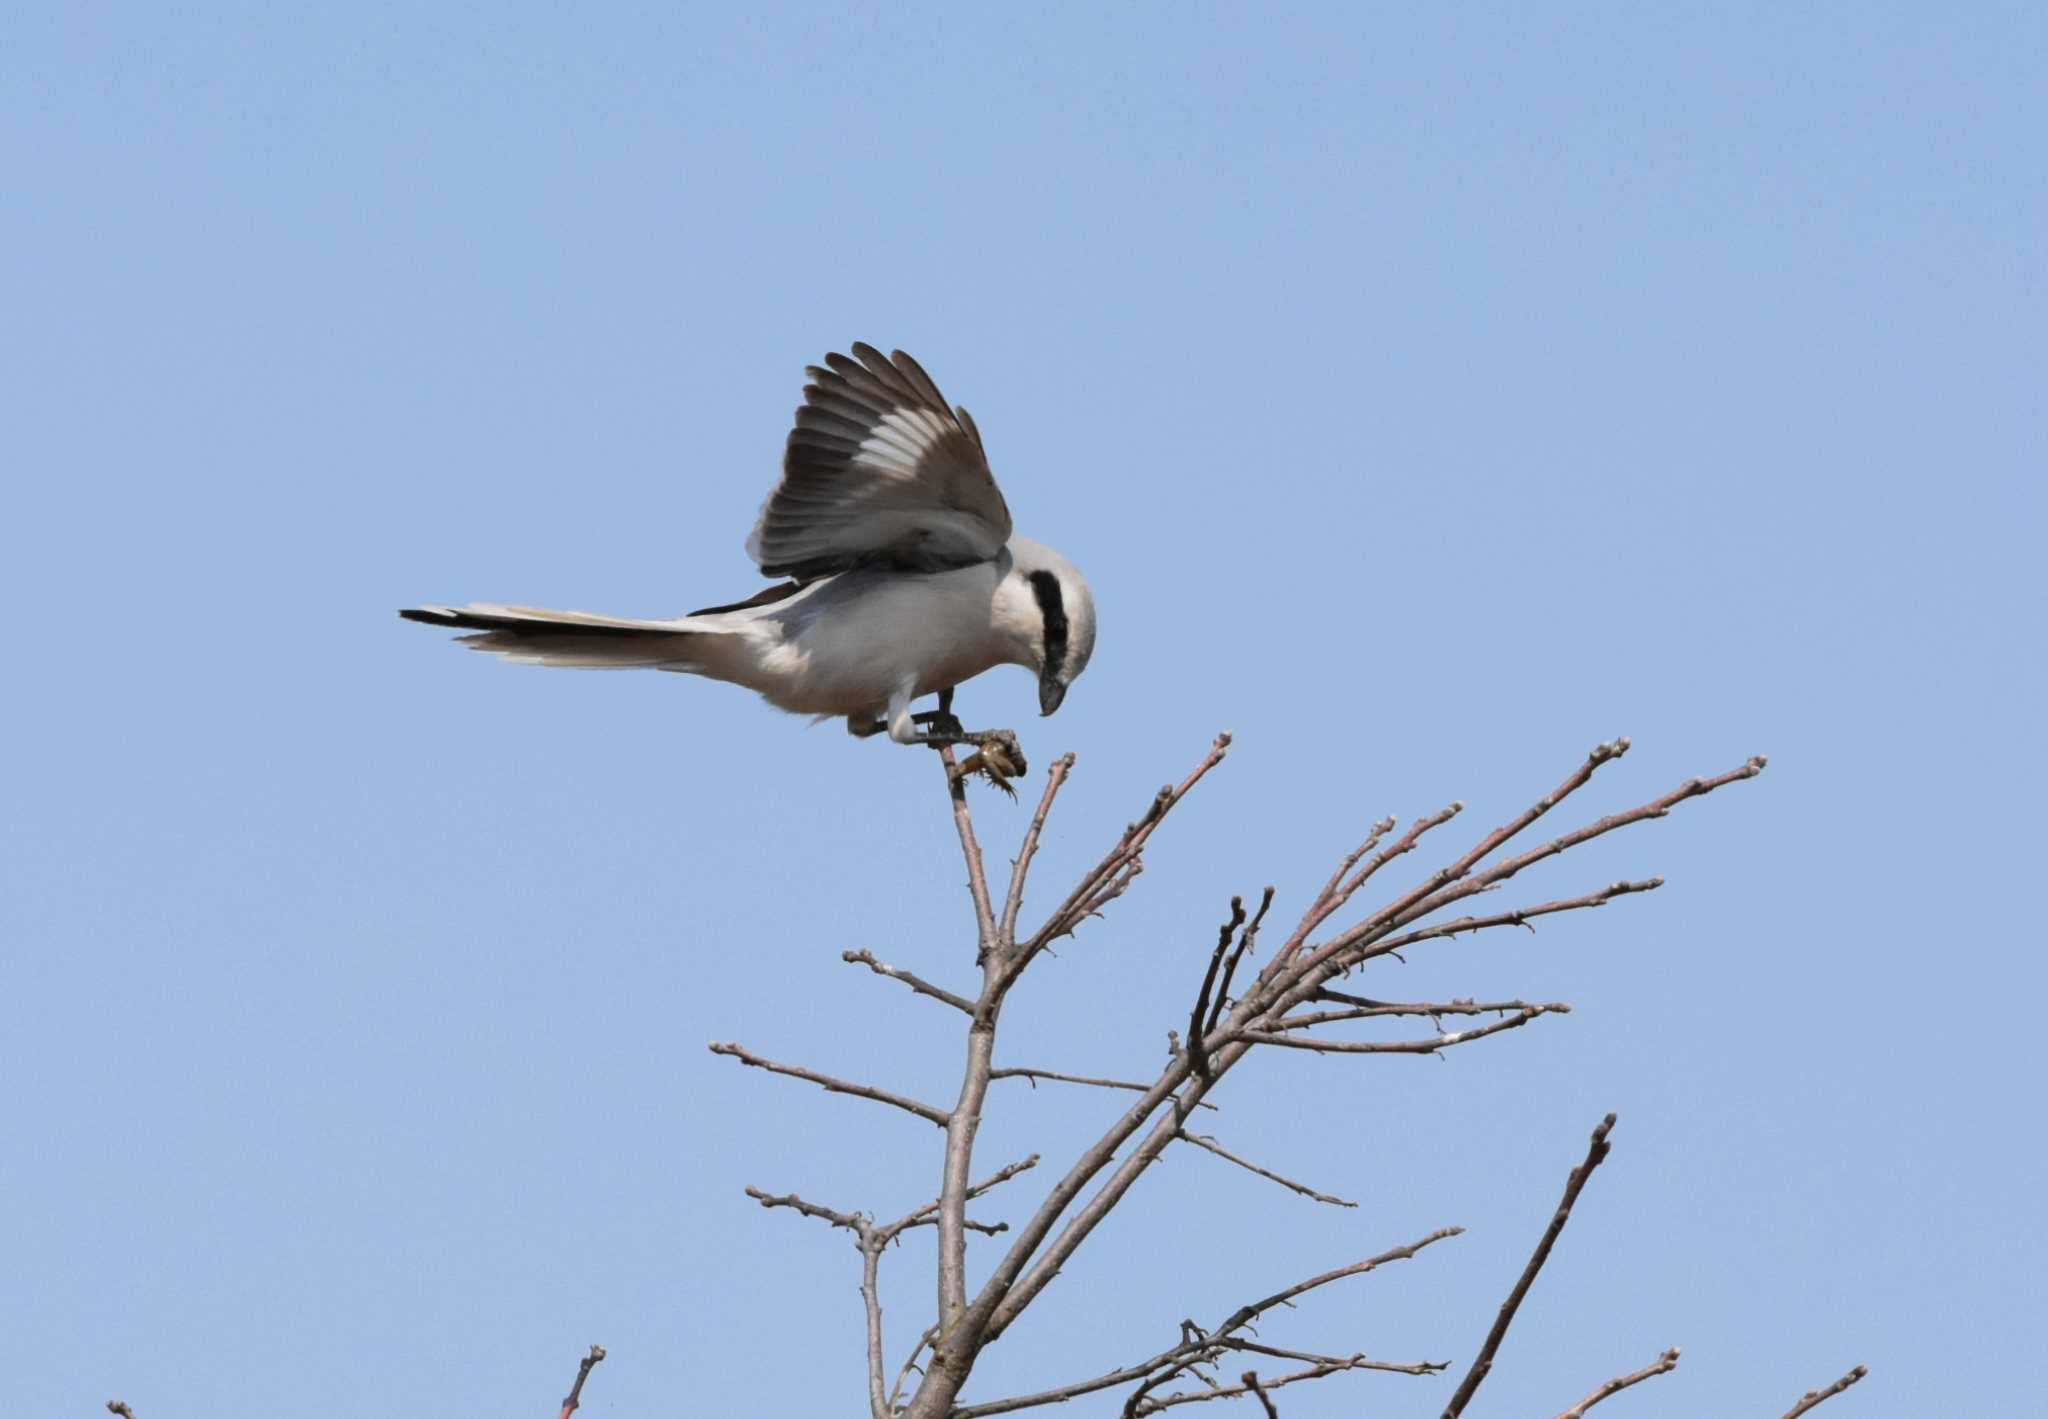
left=953, top=732, right=1028, bottom=798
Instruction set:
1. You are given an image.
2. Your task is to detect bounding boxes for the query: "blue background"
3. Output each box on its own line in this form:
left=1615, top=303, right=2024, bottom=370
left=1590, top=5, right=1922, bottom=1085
left=4, top=5, right=2040, bottom=1415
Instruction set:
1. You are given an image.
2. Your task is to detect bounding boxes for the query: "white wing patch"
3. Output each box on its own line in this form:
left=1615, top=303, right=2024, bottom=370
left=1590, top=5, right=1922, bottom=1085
left=747, top=344, right=1013, bottom=579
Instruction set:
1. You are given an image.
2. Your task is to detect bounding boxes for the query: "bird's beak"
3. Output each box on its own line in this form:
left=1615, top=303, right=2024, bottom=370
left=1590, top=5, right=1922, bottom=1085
left=1038, top=676, right=1067, bottom=717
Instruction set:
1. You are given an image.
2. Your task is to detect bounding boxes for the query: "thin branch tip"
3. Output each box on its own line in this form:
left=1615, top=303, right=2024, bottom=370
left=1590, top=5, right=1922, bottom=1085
left=712, top=1040, right=951, bottom=1128
left=1550, top=1345, right=1680, bottom=1419
left=1778, top=1364, right=1869, bottom=1419
left=558, top=1343, right=607, bottom=1419
left=1440, top=1113, right=1621, bottom=1418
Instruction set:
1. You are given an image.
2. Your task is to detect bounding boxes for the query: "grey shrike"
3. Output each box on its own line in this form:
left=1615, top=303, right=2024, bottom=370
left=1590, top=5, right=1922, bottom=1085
left=400, top=344, right=1097, bottom=760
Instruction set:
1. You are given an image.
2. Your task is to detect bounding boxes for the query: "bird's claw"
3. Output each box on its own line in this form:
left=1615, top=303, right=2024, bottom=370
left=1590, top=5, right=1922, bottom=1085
left=912, top=709, right=967, bottom=738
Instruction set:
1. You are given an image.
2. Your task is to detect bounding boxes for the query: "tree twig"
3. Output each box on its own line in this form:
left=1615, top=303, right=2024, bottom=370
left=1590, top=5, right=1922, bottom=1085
left=842, top=949, right=974, bottom=1015
left=882, top=1154, right=1041, bottom=1239
left=1777, top=1364, right=1870, bottom=1418
left=1177, top=1130, right=1358, bottom=1208
left=1263, top=811, right=1416, bottom=980
left=991, top=1066, right=1217, bottom=1110
left=937, top=744, right=999, bottom=958
left=1133, top=1358, right=1415, bottom=1412
left=745, top=1186, right=866, bottom=1232
left=1240, top=1371, right=1280, bottom=1418
left=954, top=1227, right=1460, bottom=1417
left=1206, top=887, right=1275, bottom=1038
left=710, top=1042, right=950, bottom=1128
left=1281, top=751, right=1765, bottom=1014
left=107, top=1405, right=137, bottom=1419
left=1441, top=1114, right=1618, bottom=1419
left=1187, top=896, right=1247, bottom=1080
left=889, top=1325, right=939, bottom=1415
left=1001, top=753, right=1075, bottom=945
left=749, top=1187, right=895, bottom=1416
left=1007, top=733, right=1232, bottom=981
left=1551, top=1347, right=1680, bottom=1418
left=1278, top=996, right=1564, bottom=1030
left=557, top=1344, right=606, bottom=1419
left=1370, top=879, right=1664, bottom=954
left=1258, top=803, right=1462, bottom=988
left=1237, top=1004, right=1568, bottom=1054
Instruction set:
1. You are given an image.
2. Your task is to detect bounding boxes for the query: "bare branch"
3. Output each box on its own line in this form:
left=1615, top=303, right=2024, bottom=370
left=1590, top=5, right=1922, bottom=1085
left=1239, top=1371, right=1279, bottom=1419
left=1008, top=732, right=1232, bottom=980
left=745, top=1186, right=867, bottom=1233
left=1224, top=1338, right=1442, bottom=1375
left=748, top=1187, right=893, bottom=1416
left=1259, top=802, right=1462, bottom=988
left=1551, top=1347, right=1680, bottom=1419
left=107, top=1404, right=136, bottom=1419
left=883, top=1154, right=1041, bottom=1238
left=1371, top=878, right=1664, bottom=952
left=889, top=1325, right=939, bottom=1415
left=1207, top=887, right=1275, bottom=1038
left=1299, top=817, right=1398, bottom=946
left=557, top=1344, right=606, bottom=1419
left=956, top=748, right=1760, bottom=1403
left=1296, top=751, right=1765, bottom=992
left=1135, top=1354, right=1442, bottom=1412
left=1177, top=1130, right=1358, bottom=1208
left=992, top=1066, right=1217, bottom=1110
left=1213, top=1227, right=1463, bottom=1337
left=861, top=1244, right=888, bottom=1419
left=1777, top=1364, right=1870, bottom=1419
left=935, top=1014, right=997, bottom=1330
left=1391, top=759, right=1761, bottom=947
left=937, top=745, right=999, bottom=957
left=956, top=1227, right=1459, bottom=1418
left=1263, top=810, right=1429, bottom=982
left=1001, top=752, right=1076, bottom=945
left=1441, top=1114, right=1618, bottom=1419
left=842, top=949, right=975, bottom=1015
left=781, top=736, right=1776, bottom=1419
left=1237, top=1004, right=1569, bottom=1054
left=710, top=1042, right=950, bottom=1128
left=1279, top=996, right=1564, bottom=1030
left=1188, top=896, right=1248, bottom=1081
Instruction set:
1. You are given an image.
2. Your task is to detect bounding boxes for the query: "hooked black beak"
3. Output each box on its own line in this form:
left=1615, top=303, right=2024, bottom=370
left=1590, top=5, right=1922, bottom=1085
left=1038, top=676, right=1067, bottom=717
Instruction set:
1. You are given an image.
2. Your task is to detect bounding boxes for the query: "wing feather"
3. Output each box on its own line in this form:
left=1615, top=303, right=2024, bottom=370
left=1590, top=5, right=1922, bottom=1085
left=746, top=345, right=1012, bottom=579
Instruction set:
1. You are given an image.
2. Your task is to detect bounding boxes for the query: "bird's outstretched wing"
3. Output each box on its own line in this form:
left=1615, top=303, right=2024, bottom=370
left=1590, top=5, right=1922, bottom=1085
left=746, top=344, right=1013, bottom=579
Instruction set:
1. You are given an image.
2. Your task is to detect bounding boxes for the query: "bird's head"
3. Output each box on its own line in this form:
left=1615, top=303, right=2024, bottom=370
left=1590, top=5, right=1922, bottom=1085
left=1000, top=538, right=1096, bottom=717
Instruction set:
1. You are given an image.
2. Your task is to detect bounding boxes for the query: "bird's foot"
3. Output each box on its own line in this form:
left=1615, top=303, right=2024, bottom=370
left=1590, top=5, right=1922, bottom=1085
left=912, top=708, right=966, bottom=739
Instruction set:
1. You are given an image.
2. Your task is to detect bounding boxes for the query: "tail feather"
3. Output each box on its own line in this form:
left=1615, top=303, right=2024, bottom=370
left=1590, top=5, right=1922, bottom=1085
left=399, top=602, right=704, bottom=669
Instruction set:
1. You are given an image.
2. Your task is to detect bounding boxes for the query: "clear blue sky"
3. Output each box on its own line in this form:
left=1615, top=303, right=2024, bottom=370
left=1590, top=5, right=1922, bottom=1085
left=4, top=5, right=2040, bottom=1415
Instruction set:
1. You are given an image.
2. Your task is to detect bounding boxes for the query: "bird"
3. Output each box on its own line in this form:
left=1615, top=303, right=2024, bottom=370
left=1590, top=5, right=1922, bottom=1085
left=400, top=344, right=1096, bottom=764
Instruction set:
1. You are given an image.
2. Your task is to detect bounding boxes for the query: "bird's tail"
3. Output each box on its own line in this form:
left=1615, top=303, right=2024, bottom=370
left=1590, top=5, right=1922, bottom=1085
left=399, top=603, right=706, bottom=669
